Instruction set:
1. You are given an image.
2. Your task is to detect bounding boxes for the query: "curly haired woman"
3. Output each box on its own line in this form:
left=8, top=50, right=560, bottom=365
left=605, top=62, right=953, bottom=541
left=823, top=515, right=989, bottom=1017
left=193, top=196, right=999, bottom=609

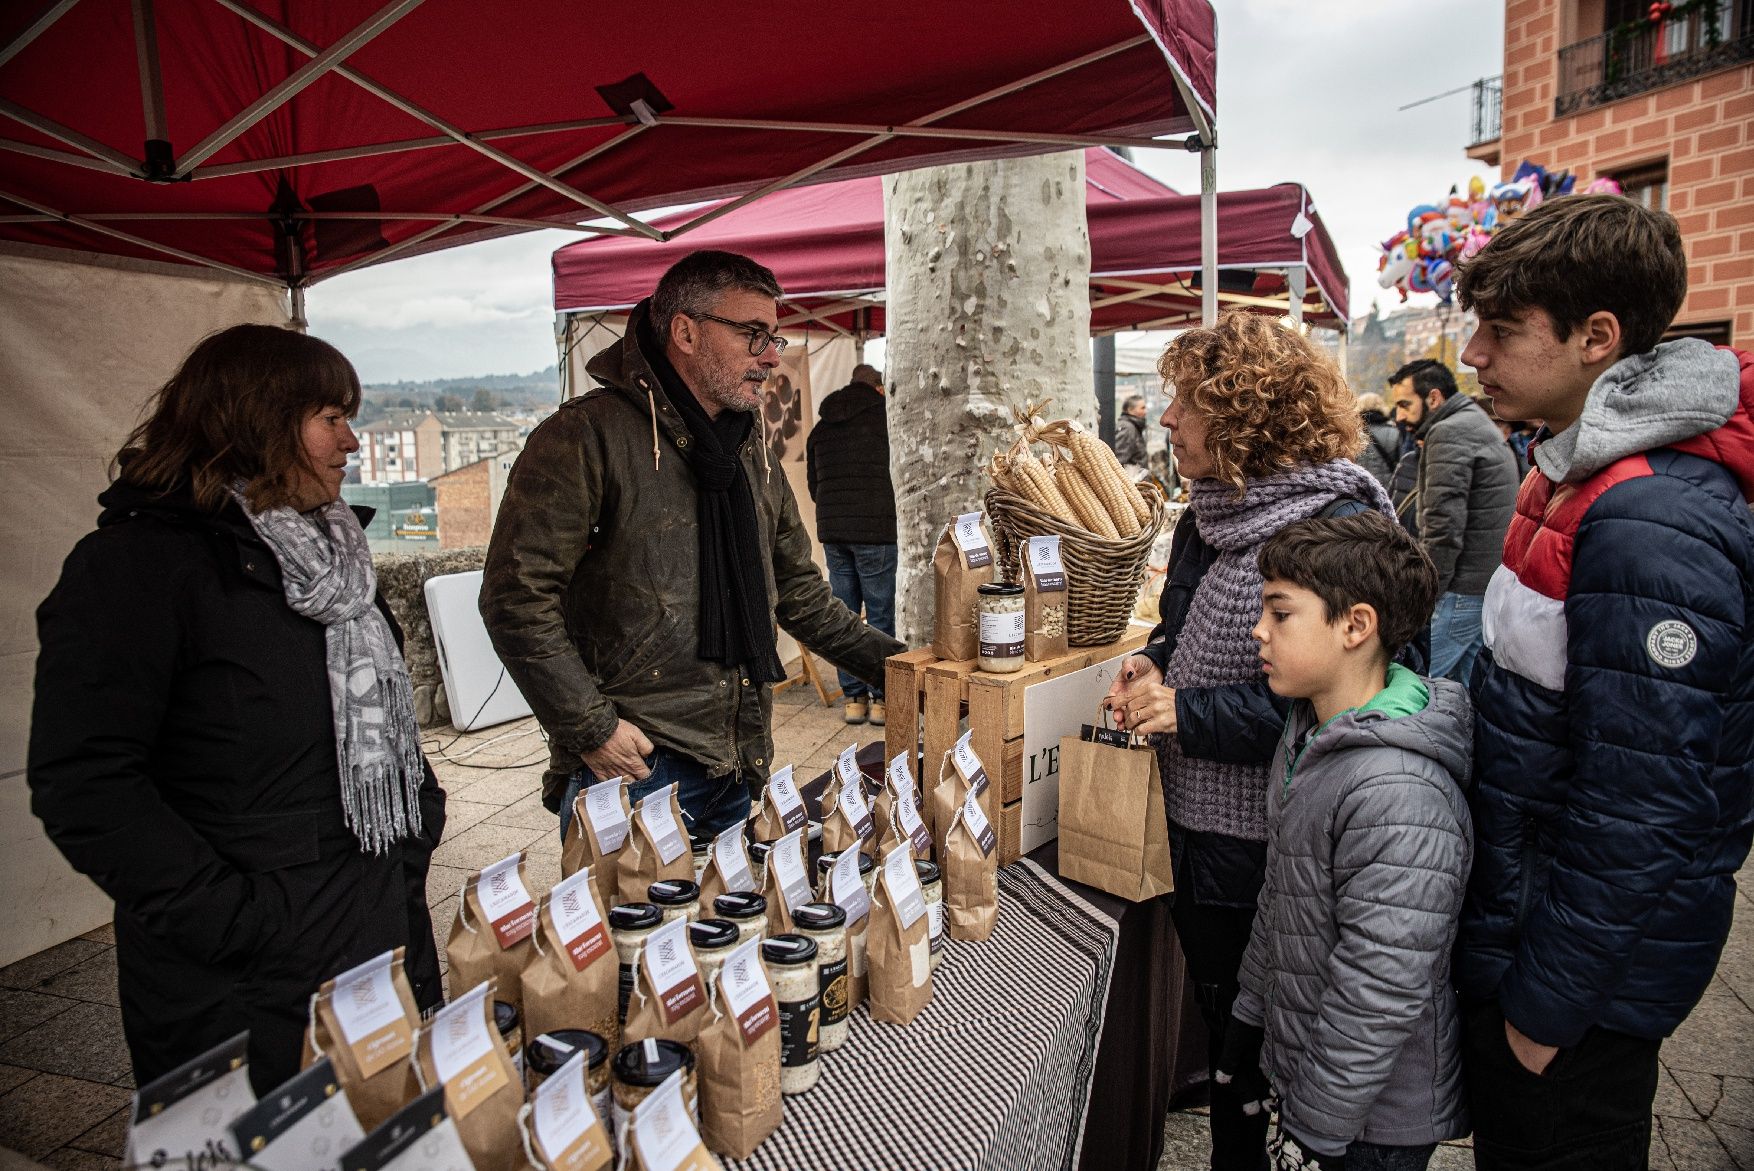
left=1104, top=311, right=1393, bottom=1171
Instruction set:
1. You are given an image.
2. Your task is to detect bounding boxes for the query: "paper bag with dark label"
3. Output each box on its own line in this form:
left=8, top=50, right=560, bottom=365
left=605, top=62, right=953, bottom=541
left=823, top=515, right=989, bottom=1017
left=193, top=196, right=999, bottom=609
left=1023, top=534, right=1070, bottom=661
left=751, top=765, right=806, bottom=842
left=945, top=789, right=999, bottom=942
left=821, top=744, right=875, bottom=854
left=521, top=868, right=619, bottom=1050
left=447, top=852, right=537, bottom=1015
left=308, top=948, right=424, bottom=1132
left=758, top=828, right=811, bottom=936
left=562, top=777, right=633, bottom=913
left=697, top=820, right=757, bottom=905
left=695, top=939, right=781, bottom=1159
left=618, top=784, right=695, bottom=906
left=1057, top=718, right=1176, bottom=903
left=623, top=916, right=707, bottom=1049
left=866, top=845, right=932, bottom=1026
left=931, top=512, right=994, bottom=660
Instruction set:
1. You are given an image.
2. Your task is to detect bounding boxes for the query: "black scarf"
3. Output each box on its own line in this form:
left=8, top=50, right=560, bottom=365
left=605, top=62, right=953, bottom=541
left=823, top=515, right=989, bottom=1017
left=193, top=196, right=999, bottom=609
left=636, top=307, right=786, bottom=683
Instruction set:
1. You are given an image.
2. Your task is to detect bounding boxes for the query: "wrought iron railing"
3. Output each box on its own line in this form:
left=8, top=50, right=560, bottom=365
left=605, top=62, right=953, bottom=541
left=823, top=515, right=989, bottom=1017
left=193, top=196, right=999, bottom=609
left=1469, top=76, right=1503, bottom=145
left=1556, top=0, right=1754, bottom=115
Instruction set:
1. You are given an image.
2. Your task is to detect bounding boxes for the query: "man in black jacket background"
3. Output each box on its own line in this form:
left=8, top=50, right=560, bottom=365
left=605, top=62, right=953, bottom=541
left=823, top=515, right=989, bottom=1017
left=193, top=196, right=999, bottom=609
left=806, top=364, right=898, bottom=725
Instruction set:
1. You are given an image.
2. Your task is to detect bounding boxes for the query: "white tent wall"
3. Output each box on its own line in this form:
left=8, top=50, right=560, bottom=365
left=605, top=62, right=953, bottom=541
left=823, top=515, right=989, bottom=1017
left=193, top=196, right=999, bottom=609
left=0, top=244, right=291, bottom=966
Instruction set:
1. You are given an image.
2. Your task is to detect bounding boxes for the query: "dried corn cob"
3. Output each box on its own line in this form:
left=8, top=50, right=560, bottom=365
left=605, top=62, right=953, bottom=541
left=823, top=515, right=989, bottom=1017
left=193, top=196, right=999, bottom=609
left=987, top=451, right=1024, bottom=497
left=1010, top=451, right=1077, bottom=523
left=1069, top=430, right=1147, bottom=534
left=1055, top=459, right=1120, bottom=538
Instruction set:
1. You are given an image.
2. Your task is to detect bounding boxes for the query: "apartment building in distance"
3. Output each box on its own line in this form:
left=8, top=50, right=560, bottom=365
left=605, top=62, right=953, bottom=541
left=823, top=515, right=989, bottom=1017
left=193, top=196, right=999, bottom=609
left=358, top=409, right=523, bottom=484
left=1466, top=0, right=1753, bottom=345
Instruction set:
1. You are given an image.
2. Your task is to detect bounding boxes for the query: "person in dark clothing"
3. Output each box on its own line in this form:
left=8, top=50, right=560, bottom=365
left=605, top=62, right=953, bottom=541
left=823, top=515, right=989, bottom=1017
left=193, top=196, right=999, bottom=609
left=29, top=325, right=446, bottom=1095
left=1352, top=392, right=1401, bottom=489
left=1103, top=312, right=1394, bottom=1171
left=806, top=363, right=898, bottom=726
left=1114, top=393, right=1150, bottom=468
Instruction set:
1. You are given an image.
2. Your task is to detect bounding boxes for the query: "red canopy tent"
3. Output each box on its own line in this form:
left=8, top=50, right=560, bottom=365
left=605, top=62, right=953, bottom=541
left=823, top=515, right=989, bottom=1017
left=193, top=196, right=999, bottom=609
left=0, top=0, right=1215, bottom=295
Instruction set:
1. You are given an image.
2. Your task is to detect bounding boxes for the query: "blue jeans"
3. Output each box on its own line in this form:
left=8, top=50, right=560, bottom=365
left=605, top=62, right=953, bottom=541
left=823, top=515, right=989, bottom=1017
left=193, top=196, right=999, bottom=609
left=823, top=542, right=897, bottom=700
left=558, top=747, right=750, bottom=845
left=1428, top=591, right=1484, bottom=684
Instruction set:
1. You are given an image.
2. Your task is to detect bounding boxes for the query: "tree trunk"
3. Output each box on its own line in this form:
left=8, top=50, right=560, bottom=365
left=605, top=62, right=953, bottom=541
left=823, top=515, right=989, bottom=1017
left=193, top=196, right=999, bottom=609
left=884, top=150, right=1095, bottom=646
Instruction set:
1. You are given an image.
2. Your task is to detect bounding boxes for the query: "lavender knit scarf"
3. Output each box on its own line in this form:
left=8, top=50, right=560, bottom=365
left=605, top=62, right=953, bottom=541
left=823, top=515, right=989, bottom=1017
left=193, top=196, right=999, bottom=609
left=1159, top=459, right=1392, bottom=841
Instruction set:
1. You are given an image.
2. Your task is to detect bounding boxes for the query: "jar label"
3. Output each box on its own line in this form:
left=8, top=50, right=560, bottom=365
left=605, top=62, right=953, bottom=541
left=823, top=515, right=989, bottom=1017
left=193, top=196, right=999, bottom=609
left=583, top=778, right=630, bottom=854
left=837, top=770, right=875, bottom=842
left=549, top=870, right=611, bottom=972
left=961, top=790, right=998, bottom=858
left=640, top=917, right=704, bottom=1025
left=427, top=985, right=508, bottom=1120
left=881, top=844, right=927, bottom=930
left=769, top=829, right=812, bottom=914
left=716, top=938, right=778, bottom=1045
left=765, top=765, right=808, bottom=832
left=951, top=511, right=992, bottom=569
left=638, top=785, right=687, bottom=866
left=951, top=732, right=991, bottom=797
left=775, top=994, right=821, bottom=1068
left=476, top=853, right=535, bottom=950
left=819, top=956, right=850, bottom=1024
left=712, top=823, right=756, bottom=894
left=329, top=950, right=412, bottom=1078
left=829, top=846, right=871, bottom=924
left=530, top=1052, right=612, bottom=1171
left=895, top=785, right=933, bottom=858
left=1026, top=534, right=1067, bottom=591
left=978, top=609, right=1026, bottom=659
left=618, top=963, right=635, bottom=1025
left=629, top=1071, right=713, bottom=1171
left=927, top=899, right=945, bottom=954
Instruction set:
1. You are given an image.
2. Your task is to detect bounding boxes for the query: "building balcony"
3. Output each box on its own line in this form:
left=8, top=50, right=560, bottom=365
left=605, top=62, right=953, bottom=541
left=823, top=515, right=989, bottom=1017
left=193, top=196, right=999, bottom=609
left=1467, top=75, right=1503, bottom=166
left=1557, top=0, right=1754, bottom=116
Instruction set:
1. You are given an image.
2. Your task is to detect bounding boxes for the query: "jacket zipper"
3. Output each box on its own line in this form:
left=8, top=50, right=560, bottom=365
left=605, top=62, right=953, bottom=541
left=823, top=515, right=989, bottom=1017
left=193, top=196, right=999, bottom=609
left=1515, top=815, right=1539, bottom=927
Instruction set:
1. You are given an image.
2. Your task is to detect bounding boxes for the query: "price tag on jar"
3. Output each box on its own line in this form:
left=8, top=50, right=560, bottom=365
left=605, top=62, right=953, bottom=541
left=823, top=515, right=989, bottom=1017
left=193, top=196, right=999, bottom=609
left=950, top=511, right=992, bottom=569
left=712, top=822, right=756, bottom=893
left=476, top=853, right=535, bottom=948
left=640, top=917, right=705, bottom=1025
left=766, top=765, right=808, bottom=832
left=715, top=938, right=778, bottom=1045
left=829, top=845, right=872, bottom=924
left=529, top=1051, right=612, bottom=1171
left=881, top=844, right=927, bottom=930
left=638, top=784, right=688, bottom=865
left=768, top=828, right=812, bottom=913
left=1026, top=534, right=1067, bottom=592
left=961, top=790, right=998, bottom=858
left=549, top=870, right=612, bottom=972
left=582, top=778, right=630, bottom=853
left=951, top=730, right=991, bottom=798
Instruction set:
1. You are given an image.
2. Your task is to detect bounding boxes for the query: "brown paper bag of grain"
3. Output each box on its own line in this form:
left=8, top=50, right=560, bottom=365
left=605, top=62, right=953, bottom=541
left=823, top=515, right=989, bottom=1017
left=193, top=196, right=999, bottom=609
left=758, top=828, right=809, bottom=937
left=696, top=821, right=757, bottom=906
left=447, top=852, right=537, bottom=1014
left=944, top=788, right=999, bottom=942
left=749, top=766, right=807, bottom=843
left=561, top=780, right=634, bottom=915
left=621, top=1071, right=721, bottom=1171
left=413, top=982, right=524, bottom=1171
left=1022, top=535, right=1070, bottom=662
left=695, top=939, right=781, bottom=1159
left=819, top=754, right=875, bottom=856
left=306, top=947, right=423, bottom=1132
left=621, top=916, right=708, bottom=1050
left=520, top=868, right=620, bottom=1051
left=866, top=846, right=932, bottom=1026
left=617, top=784, right=694, bottom=906
left=930, top=514, right=994, bottom=660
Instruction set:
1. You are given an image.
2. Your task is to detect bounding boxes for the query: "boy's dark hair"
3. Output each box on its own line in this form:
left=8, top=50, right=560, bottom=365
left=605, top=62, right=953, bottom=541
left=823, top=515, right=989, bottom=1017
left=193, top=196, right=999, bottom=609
left=1386, top=358, right=1458, bottom=401
left=1456, top=193, right=1686, bottom=357
left=1257, top=512, right=1439, bottom=657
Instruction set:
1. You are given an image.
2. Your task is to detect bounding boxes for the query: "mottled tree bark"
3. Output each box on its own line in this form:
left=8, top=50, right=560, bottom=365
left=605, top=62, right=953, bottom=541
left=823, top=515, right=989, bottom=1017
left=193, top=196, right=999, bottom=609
left=883, top=150, right=1095, bottom=646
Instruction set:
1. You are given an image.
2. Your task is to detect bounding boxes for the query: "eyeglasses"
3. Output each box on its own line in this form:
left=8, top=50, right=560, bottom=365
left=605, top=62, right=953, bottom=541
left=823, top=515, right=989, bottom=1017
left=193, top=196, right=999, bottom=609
left=692, top=312, right=789, bottom=357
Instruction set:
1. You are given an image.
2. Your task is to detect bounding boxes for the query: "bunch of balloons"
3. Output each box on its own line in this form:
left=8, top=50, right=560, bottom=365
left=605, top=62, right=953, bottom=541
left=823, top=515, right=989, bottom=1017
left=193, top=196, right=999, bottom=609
left=1378, top=161, right=1623, bottom=302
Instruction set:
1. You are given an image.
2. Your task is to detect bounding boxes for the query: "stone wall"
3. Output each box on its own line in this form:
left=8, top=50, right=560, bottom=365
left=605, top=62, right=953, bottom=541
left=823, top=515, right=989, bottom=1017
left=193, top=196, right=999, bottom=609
left=375, top=546, right=489, bottom=727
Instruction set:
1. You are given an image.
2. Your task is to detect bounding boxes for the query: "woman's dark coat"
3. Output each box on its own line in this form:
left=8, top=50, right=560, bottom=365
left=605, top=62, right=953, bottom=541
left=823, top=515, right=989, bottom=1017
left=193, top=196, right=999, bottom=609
left=28, top=479, right=446, bottom=1093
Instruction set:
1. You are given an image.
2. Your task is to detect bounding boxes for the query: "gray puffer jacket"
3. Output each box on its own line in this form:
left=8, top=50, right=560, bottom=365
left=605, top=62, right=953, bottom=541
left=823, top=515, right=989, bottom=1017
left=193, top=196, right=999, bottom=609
left=1414, top=392, right=1519, bottom=595
left=1234, top=667, right=1473, bottom=1155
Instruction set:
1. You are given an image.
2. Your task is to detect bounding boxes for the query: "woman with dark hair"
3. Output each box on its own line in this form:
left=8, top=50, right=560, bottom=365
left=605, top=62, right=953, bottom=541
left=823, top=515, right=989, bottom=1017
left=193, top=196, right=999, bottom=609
left=1104, top=312, right=1394, bottom=1171
left=29, top=324, right=446, bottom=1093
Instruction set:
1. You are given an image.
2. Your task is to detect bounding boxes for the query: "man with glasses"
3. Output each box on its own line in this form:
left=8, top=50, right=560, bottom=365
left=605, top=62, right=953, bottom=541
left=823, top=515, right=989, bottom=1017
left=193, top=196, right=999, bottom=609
left=482, top=249, right=903, bottom=838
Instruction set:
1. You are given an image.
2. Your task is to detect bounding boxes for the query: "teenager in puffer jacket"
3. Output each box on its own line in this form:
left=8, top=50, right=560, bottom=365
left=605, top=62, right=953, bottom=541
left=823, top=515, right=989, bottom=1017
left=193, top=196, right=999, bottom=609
left=1452, top=194, right=1754, bottom=1170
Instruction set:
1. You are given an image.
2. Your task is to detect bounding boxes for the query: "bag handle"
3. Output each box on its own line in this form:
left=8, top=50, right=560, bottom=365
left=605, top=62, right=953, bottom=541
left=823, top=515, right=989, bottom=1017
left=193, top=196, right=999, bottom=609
left=1094, top=699, right=1144, bottom=748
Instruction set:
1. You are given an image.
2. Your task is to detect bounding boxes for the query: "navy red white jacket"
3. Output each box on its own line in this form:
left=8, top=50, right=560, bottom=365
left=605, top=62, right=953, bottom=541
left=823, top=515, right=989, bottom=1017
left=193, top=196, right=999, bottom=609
left=1455, top=347, right=1754, bottom=1046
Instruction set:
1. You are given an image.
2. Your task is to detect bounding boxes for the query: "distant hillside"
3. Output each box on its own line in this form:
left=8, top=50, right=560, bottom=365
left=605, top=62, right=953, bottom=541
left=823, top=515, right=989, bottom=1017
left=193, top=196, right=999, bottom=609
left=360, top=366, right=560, bottom=419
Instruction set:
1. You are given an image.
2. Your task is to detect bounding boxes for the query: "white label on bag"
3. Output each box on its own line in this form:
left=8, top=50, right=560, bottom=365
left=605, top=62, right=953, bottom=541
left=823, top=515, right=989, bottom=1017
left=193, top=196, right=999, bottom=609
left=329, top=951, right=401, bottom=1046
left=836, top=744, right=860, bottom=788
left=838, top=769, right=875, bottom=840
left=477, top=853, right=535, bottom=948
left=630, top=1071, right=705, bottom=1171
left=951, top=731, right=990, bottom=796
left=961, top=790, right=997, bottom=857
left=830, top=845, right=871, bottom=924
left=641, top=916, right=705, bottom=1023
left=713, top=822, right=756, bottom=893
left=951, top=511, right=992, bottom=568
left=639, top=784, right=687, bottom=865
left=716, top=938, right=778, bottom=1044
left=550, top=870, right=612, bottom=971
left=769, top=829, right=812, bottom=913
left=1027, top=534, right=1067, bottom=591
left=428, top=985, right=507, bottom=1118
left=888, top=751, right=914, bottom=795
left=126, top=1033, right=254, bottom=1171
left=531, top=1052, right=612, bottom=1171
left=583, top=778, right=630, bottom=853
left=896, top=785, right=933, bottom=857
left=882, top=844, right=927, bottom=930
left=766, top=765, right=807, bottom=832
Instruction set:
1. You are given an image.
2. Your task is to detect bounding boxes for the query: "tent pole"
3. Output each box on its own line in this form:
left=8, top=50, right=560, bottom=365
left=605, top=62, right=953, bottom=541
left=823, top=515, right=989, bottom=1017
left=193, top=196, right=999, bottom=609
left=130, top=0, right=170, bottom=179
left=1287, top=264, right=1306, bottom=328
left=290, top=286, right=307, bottom=333
left=1094, top=333, right=1117, bottom=445
left=0, top=0, right=80, bottom=70
left=1200, top=144, right=1217, bottom=328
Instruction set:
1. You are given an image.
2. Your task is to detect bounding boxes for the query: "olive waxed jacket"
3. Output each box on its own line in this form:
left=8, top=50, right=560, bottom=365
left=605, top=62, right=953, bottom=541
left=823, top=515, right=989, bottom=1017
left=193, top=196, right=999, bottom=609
left=481, top=305, right=902, bottom=808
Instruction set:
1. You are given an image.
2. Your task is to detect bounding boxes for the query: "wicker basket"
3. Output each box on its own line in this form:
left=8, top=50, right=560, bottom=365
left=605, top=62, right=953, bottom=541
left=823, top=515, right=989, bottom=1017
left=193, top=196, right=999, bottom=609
left=984, top=482, right=1167, bottom=646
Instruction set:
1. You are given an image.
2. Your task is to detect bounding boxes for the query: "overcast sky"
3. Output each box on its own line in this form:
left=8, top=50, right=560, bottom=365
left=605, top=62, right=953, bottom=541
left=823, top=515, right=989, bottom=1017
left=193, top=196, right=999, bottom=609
left=306, top=0, right=1504, bottom=384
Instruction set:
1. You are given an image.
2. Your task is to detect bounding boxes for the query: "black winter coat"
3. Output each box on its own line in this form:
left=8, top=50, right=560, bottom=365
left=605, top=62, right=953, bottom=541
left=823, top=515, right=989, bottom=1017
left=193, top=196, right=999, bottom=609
left=29, top=479, right=446, bottom=1094
left=806, top=381, right=896, bottom=545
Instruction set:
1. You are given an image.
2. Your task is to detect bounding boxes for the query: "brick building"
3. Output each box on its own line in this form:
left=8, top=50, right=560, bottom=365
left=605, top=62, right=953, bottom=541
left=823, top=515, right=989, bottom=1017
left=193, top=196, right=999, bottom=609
left=1467, top=0, right=1753, bottom=345
left=430, top=449, right=519, bottom=549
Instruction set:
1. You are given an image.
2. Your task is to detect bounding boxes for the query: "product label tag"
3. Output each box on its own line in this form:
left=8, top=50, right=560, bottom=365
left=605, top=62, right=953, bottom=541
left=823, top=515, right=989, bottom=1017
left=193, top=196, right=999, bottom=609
left=1027, top=534, right=1067, bottom=591
left=230, top=1057, right=363, bottom=1171
left=895, top=784, right=933, bottom=857
left=881, top=844, right=927, bottom=930
left=328, top=951, right=412, bottom=1079
left=715, top=938, right=778, bottom=1045
left=927, top=899, right=945, bottom=954
left=338, top=1088, right=470, bottom=1171
left=951, top=511, right=992, bottom=568
left=583, top=778, right=630, bottom=854
left=837, top=769, right=875, bottom=841
left=769, top=828, right=812, bottom=913
left=641, top=916, right=704, bottom=1025
left=766, top=765, right=807, bottom=832
left=887, top=751, right=915, bottom=797
left=127, top=1032, right=253, bottom=1171
left=961, top=790, right=997, bottom=857
left=951, top=731, right=991, bottom=797
left=712, top=822, right=756, bottom=894
left=476, top=853, right=536, bottom=950
left=427, top=985, right=507, bottom=1120
left=630, top=1071, right=714, bottom=1171
left=835, top=743, right=860, bottom=789
left=776, top=990, right=821, bottom=1069
left=638, top=784, right=687, bottom=866
left=531, top=1052, right=612, bottom=1171
left=978, top=609, right=1026, bottom=659
left=549, top=870, right=611, bottom=972
left=830, top=846, right=871, bottom=925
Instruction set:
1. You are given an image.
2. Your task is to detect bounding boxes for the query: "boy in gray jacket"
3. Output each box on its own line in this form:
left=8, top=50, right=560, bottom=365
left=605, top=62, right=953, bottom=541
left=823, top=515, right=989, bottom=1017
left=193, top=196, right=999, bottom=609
left=1219, top=512, right=1473, bottom=1171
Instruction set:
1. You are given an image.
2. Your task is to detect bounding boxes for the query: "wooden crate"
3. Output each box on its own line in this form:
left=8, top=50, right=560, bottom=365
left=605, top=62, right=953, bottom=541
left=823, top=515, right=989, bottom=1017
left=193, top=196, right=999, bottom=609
left=885, top=630, right=1149, bottom=864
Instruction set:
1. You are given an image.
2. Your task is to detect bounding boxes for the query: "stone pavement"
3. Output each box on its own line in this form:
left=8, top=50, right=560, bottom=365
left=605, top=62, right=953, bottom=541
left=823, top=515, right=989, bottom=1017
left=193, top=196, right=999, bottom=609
left=2, top=677, right=1751, bottom=1169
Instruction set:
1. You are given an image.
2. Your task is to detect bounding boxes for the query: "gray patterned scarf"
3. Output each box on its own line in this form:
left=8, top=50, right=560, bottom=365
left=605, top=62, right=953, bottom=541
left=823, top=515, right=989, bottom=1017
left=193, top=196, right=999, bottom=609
left=1159, top=459, right=1392, bottom=841
left=232, top=489, right=425, bottom=853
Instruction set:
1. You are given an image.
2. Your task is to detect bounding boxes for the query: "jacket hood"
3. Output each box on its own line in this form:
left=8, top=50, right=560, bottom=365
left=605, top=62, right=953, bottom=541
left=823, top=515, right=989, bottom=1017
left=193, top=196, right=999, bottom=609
left=1535, top=340, right=1753, bottom=492
left=817, top=381, right=884, bottom=424
left=1292, top=669, right=1474, bottom=791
